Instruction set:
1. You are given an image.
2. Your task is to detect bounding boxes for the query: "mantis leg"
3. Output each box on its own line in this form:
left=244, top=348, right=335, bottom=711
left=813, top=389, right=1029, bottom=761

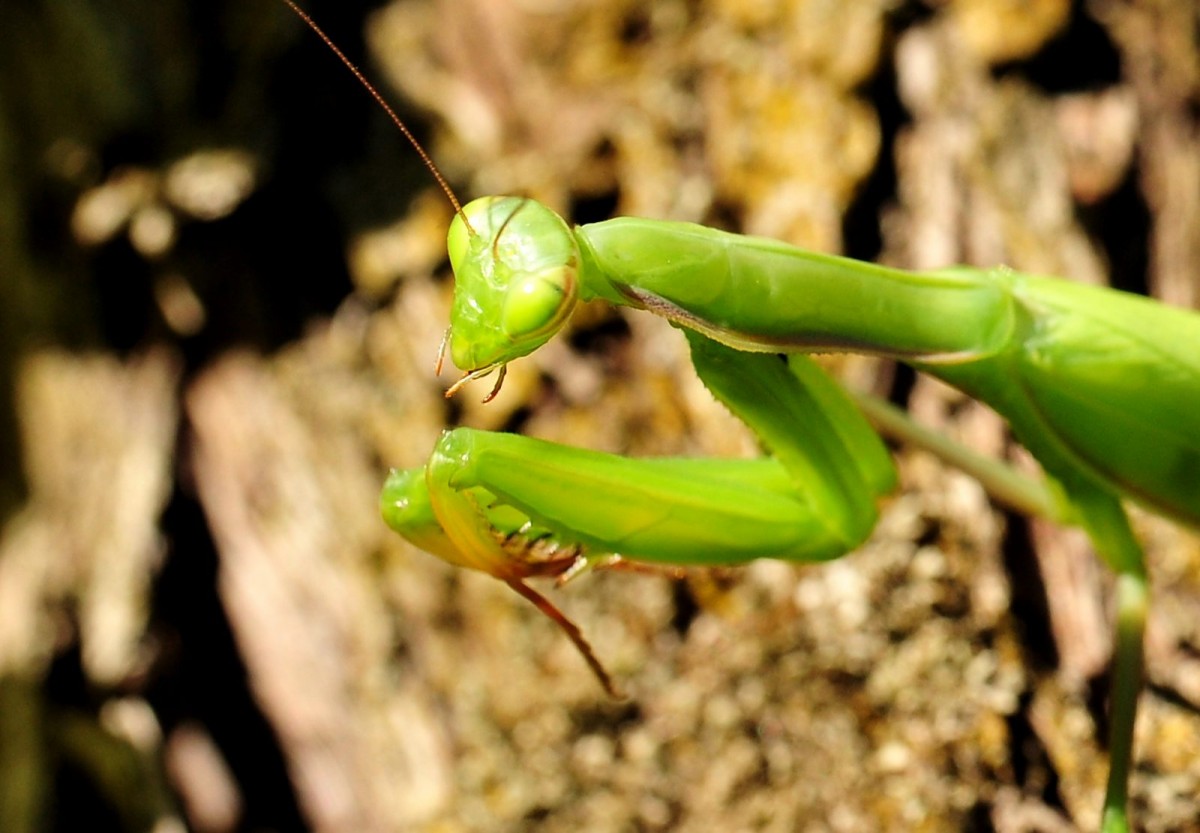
left=383, top=334, right=898, bottom=692
left=849, top=391, right=1070, bottom=524
left=417, top=332, right=896, bottom=569
left=1060, top=482, right=1147, bottom=833
left=855, top=393, right=1147, bottom=830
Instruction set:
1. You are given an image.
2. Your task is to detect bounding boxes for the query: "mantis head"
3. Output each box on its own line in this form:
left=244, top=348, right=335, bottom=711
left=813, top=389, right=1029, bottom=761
left=274, top=4, right=577, bottom=401
left=445, top=196, right=580, bottom=398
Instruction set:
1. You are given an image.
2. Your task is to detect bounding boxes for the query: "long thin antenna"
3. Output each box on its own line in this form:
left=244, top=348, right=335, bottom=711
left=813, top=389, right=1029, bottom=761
left=281, top=0, right=466, bottom=218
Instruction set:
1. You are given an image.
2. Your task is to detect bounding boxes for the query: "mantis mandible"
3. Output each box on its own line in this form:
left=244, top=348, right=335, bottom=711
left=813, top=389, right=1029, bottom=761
left=283, top=3, right=1200, bottom=830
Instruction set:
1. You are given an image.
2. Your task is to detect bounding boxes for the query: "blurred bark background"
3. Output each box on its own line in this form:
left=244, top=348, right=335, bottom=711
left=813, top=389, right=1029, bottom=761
left=1, top=1, right=1199, bottom=831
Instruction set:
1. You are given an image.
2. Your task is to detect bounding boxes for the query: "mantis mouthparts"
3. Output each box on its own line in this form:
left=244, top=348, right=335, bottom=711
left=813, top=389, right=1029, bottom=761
left=444, top=364, right=508, bottom=403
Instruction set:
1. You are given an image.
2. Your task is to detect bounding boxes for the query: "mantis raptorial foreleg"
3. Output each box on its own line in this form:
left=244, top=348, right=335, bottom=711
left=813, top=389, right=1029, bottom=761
left=383, top=336, right=896, bottom=698
left=387, top=334, right=896, bottom=567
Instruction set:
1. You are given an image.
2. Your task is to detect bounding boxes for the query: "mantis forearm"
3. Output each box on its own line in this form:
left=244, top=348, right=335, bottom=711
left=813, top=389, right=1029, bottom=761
left=388, top=337, right=897, bottom=569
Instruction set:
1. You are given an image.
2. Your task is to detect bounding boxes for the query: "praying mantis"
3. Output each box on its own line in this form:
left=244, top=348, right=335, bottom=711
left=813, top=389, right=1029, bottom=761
left=282, top=2, right=1199, bottom=830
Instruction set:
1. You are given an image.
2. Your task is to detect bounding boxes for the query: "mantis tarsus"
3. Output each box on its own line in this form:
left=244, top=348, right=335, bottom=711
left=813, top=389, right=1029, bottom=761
left=284, top=2, right=1199, bottom=830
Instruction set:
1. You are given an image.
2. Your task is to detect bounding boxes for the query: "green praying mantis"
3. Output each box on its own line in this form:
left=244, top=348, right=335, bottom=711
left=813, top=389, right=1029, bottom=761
left=283, top=2, right=1199, bottom=830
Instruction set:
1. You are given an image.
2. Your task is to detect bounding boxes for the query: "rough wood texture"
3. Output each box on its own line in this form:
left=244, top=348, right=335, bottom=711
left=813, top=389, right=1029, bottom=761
left=1, top=1, right=1198, bottom=831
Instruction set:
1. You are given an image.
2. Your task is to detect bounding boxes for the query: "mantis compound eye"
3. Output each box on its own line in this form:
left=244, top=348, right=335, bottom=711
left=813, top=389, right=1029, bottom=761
left=501, top=266, right=578, bottom=341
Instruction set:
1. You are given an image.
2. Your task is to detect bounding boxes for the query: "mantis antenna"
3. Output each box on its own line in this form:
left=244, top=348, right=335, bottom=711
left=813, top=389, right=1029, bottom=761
left=280, top=0, right=471, bottom=233
left=281, top=0, right=482, bottom=382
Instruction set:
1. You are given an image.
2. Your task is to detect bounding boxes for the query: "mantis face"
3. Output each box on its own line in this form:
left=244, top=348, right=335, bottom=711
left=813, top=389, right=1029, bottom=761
left=445, top=196, right=580, bottom=389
